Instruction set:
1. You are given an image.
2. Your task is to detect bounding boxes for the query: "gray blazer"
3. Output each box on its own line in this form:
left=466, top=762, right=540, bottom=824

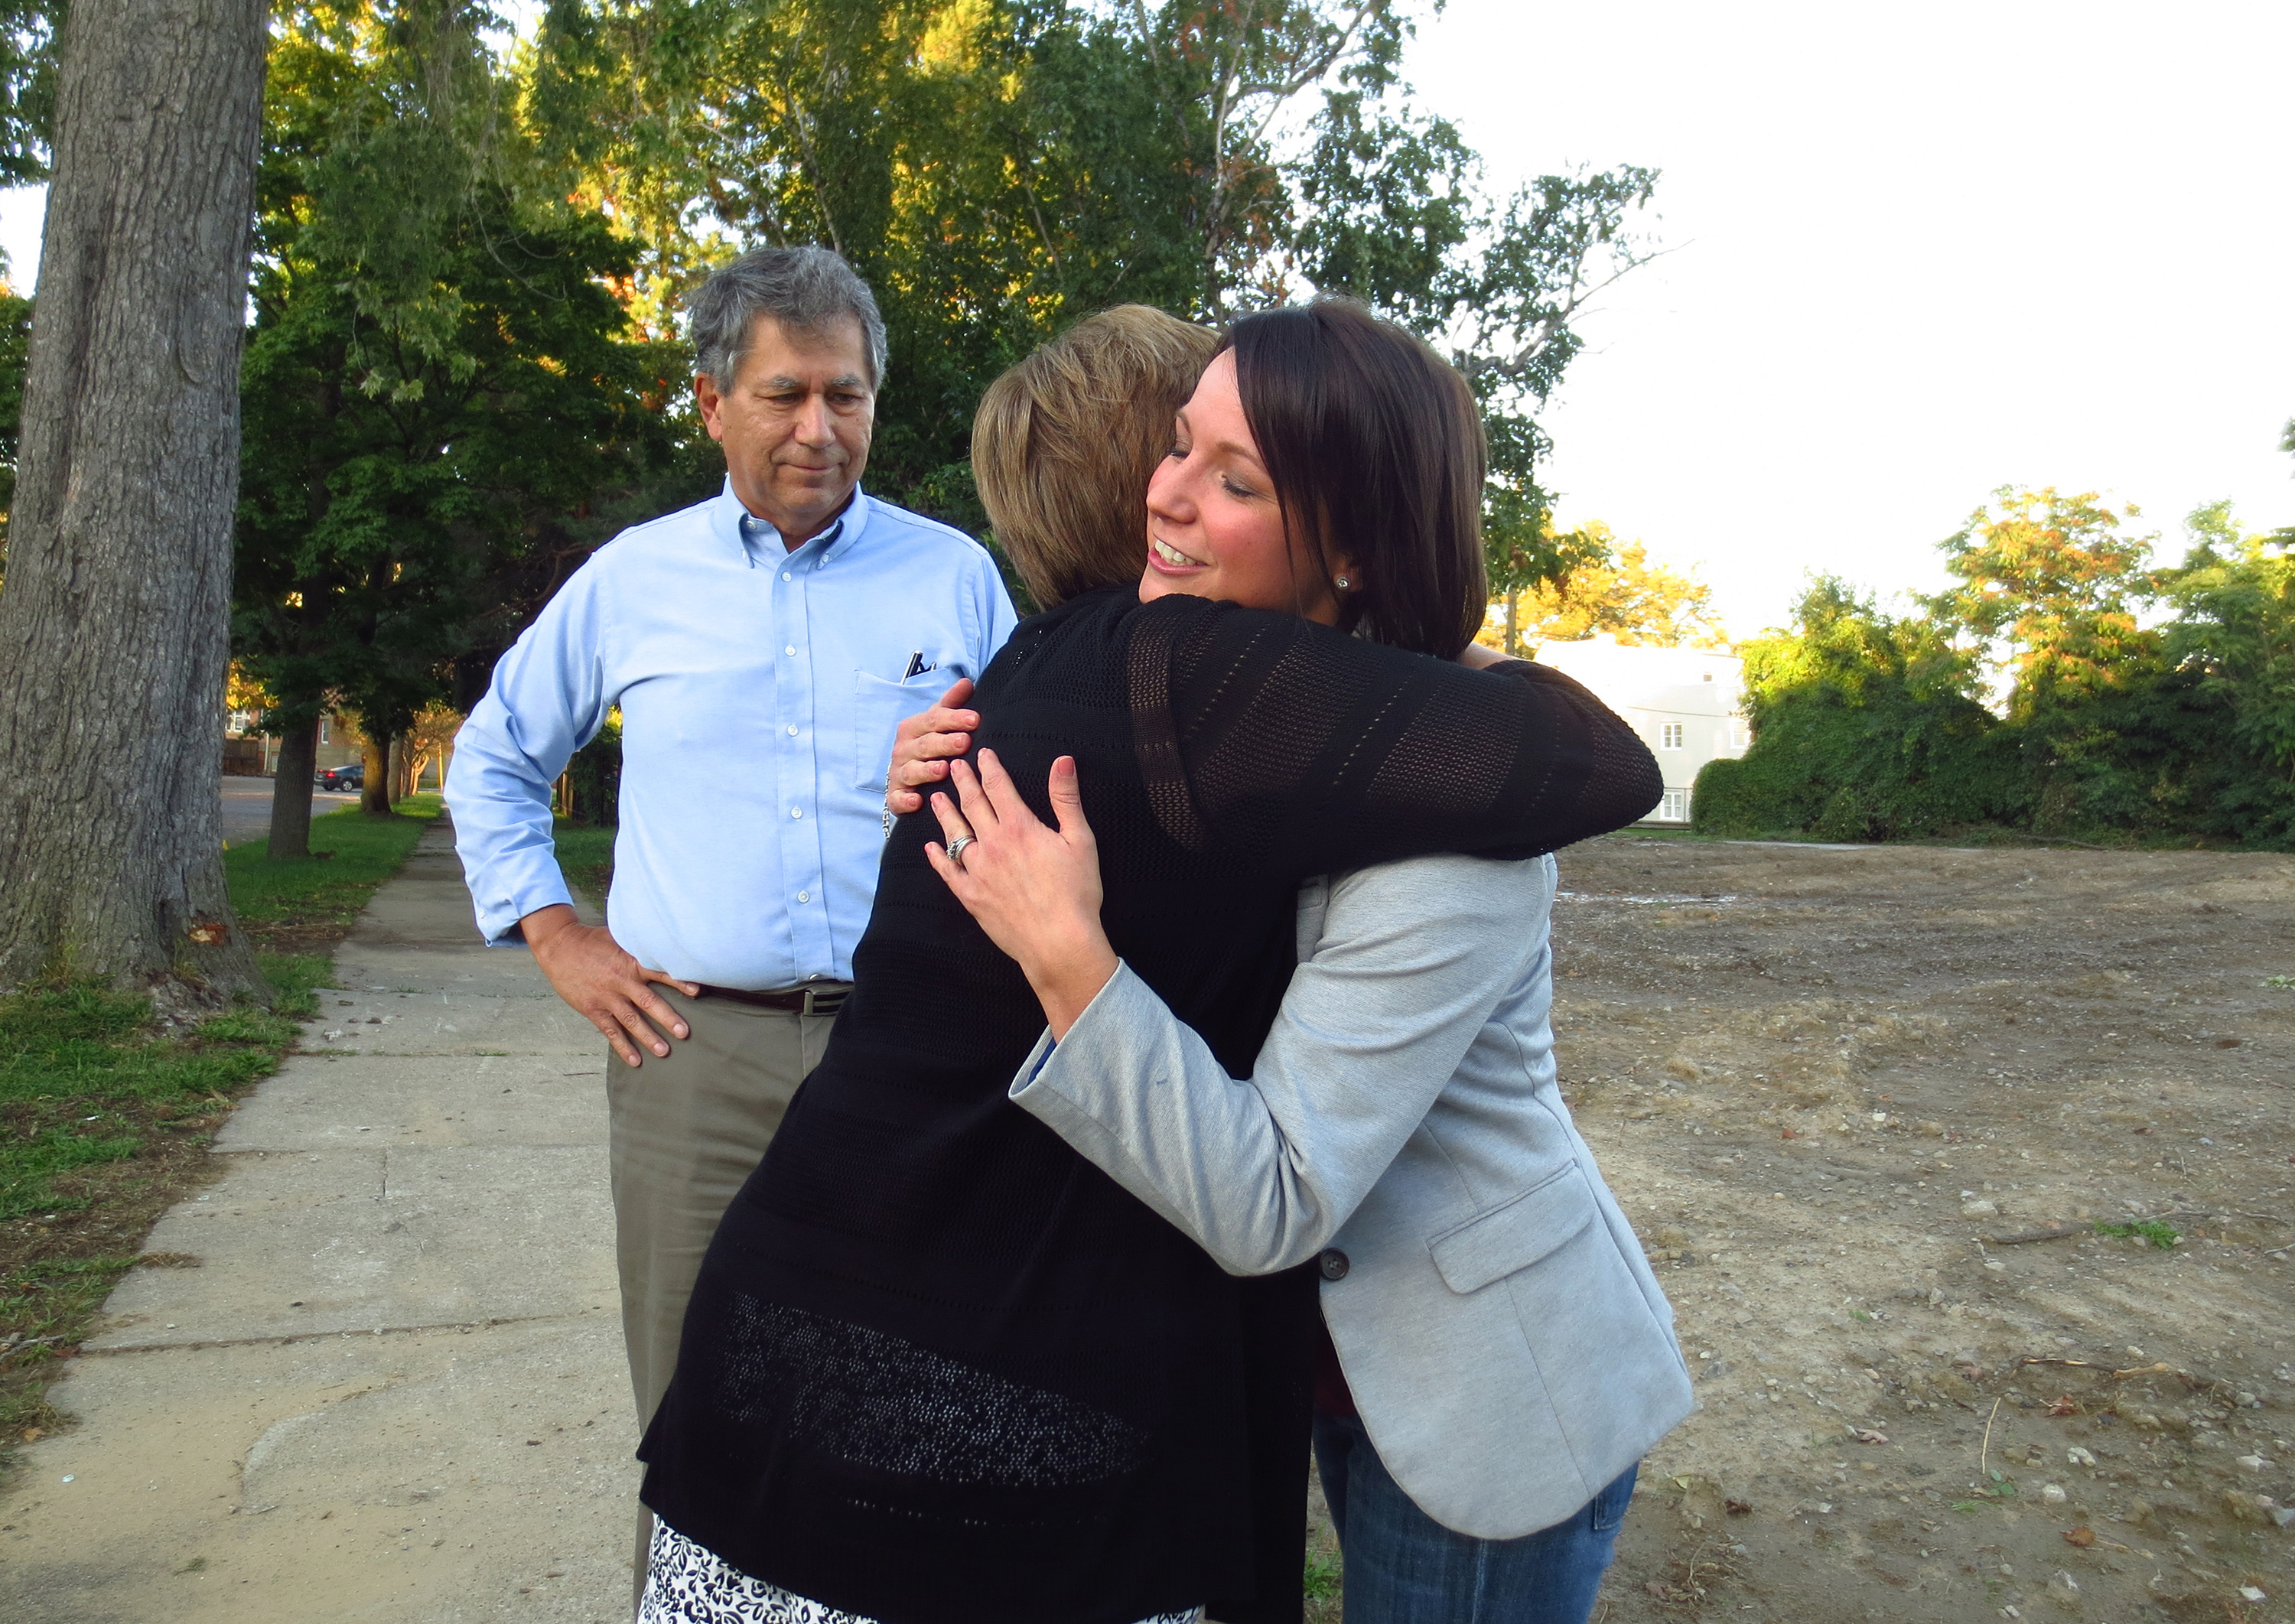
left=1011, top=852, right=1692, bottom=1540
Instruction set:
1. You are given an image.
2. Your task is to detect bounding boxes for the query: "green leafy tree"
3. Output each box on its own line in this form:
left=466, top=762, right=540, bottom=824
left=1932, top=487, right=2163, bottom=717
left=0, top=0, right=60, bottom=183
left=1488, top=522, right=1727, bottom=651
left=1929, top=487, right=2210, bottom=833
left=0, top=0, right=56, bottom=584
left=523, top=0, right=1656, bottom=588
left=2156, top=501, right=2295, bottom=840
left=1693, top=578, right=2020, bottom=841
left=235, top=2, right=682, bottom=852
left=0, top=270, right=31, bottom=577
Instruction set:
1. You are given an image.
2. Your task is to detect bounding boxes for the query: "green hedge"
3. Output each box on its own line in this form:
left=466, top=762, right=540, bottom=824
left=1689, top=571, right=2295, bottom=848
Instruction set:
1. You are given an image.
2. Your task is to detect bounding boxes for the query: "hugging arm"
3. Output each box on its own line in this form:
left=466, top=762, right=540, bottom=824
left=1008, top=854, right=1548, bottom=1274
left=929, top=598, right=1654, bottom=1036
left=1128, top=595, right=1660, bottom=879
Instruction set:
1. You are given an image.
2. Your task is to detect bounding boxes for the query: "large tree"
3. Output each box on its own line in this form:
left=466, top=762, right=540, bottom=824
left=525, top=0, right=1656, bottom=587
left=236, top=2, right=684, bottom=852
left=1932, top=486, right=2163, bottom=718
left=0, top=0, right=270, bottom=995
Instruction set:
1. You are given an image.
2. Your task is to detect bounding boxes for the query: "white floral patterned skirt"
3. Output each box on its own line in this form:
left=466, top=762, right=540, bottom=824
left=638, top=1518, right=1205, bottom=1624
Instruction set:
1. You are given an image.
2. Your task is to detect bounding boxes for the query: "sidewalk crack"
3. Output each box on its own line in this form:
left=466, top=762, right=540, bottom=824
left=83, top=1309, right=608, bottom=1358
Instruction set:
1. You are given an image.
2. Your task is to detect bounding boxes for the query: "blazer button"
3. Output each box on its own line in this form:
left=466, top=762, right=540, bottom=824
left=1318, top=1248, right=1349, bottom=1282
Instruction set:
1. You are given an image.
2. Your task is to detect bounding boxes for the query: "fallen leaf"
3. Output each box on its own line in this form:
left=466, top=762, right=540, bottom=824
left=1850, top=1427, right=1890, bottom=1444
left=1726, top=1498, right=1754, bottom=1515
left=2062, top=1527, right=2095, bottom=1548
left=2047, top=1395, right=2082, bottom=1417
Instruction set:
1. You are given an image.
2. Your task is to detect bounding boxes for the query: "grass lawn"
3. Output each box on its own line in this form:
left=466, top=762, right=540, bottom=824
left=0, top=796, right=441, bottom=1466
left=226, top=791, right=444, bottom=951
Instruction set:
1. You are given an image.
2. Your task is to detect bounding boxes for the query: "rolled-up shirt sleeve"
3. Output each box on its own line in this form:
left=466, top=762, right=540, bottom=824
left=444, top=565, right=610, bottom=945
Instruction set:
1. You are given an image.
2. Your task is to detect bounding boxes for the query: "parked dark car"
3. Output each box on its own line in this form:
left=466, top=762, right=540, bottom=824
left=316, top=763, right=364, bottom=792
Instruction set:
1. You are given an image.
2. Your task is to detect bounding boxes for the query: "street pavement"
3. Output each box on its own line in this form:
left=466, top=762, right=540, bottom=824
left=4, top=819, right=635, bottom=1622
left=221, top=775, right=361, bottom=845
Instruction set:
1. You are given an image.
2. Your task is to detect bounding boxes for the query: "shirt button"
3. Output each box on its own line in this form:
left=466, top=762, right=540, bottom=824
left=789, top=807, right=802, bottom=819
left=781, top=571, right=792, bottom=581
left=786, top=724, right=799, bottom=736
left=796, top=891, right=810, bottom=903
left=783, top=645, right=796, bottom=656
left=1317, top=1248, right=1350, bottom=1282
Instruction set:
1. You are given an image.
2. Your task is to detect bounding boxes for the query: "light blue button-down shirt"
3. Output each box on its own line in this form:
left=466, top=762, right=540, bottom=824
left=445, top=481, right=1017, bottom=988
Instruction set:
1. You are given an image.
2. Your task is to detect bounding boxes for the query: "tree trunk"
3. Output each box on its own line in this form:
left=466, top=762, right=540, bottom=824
left=1505, top=591, right=1520, bottom=656
left=390, top=737, right=412, bottom=803
left=361, top=734, right=392, bottom=815
left=267, top=717, right=319, bottom=860
left=0, top=0, right=269, bottom=997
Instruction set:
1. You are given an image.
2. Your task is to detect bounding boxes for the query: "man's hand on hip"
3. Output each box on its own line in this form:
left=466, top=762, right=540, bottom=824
left=520, top=904, right=699, bottom=1067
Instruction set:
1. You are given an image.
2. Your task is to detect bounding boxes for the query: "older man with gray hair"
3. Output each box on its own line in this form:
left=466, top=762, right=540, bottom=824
left=445, top=246, right=1015, bottom=1593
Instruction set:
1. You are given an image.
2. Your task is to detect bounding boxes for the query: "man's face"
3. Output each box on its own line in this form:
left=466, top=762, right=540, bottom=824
left=697, top=313, right=875, bottom=546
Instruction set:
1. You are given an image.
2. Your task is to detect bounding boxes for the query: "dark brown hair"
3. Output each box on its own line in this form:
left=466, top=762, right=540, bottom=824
left=1224, top=299, right=1488, bottom=657
left=973, top=305, right=1221, bottom=607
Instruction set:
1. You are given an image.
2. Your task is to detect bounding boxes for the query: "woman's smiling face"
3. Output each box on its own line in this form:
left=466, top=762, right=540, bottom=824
left=1138, top=350, right=1348, bottom=623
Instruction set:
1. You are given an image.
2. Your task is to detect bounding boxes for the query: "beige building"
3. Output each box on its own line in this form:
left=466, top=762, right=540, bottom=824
left=220, top=711, right=382, bottom=776
left=1531, top=635, right=1749, bottom=825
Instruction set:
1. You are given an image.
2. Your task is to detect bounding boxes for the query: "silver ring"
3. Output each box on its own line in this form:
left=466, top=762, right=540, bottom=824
left=946, top=834, right=974, bottom=867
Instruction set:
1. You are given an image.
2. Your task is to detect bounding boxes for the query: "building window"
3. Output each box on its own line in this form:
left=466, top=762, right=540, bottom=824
left=1660, top=722, right=1684, bottom=750
left=1728, top=718, right=1751, bottom=749
left=1659, top=788, right=1691, bottom=822
left=319, top=719, right=330, bottom=744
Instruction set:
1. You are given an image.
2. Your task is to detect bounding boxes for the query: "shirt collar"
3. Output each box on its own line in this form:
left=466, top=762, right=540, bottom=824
left=719, top=479, right=872, bottom=570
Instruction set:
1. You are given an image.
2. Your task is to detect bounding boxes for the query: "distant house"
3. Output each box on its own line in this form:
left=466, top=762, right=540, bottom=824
left=1531, top=635, right=1749, bottom=825
left=312, top=711, right=364, bottom=771
left=220, top=709, right=370, bottom=776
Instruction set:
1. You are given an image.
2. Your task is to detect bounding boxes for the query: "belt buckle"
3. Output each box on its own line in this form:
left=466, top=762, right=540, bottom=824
left=800, top=987, right=841, bottom=1017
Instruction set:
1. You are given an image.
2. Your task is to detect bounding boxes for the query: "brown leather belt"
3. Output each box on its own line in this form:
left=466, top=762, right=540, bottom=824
left=693, top=983, right=851, bottom=1016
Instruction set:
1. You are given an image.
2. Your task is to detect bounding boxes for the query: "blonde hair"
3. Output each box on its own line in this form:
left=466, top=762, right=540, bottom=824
left=972, top=306, right=1220, bottom=607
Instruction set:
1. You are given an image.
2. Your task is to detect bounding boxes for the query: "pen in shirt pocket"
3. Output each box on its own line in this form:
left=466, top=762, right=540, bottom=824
left=900, top=651, right=934, bottom=681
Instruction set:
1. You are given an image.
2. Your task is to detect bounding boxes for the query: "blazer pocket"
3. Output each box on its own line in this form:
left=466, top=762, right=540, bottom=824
left=1427, top=1161, right=1600, bottom=1296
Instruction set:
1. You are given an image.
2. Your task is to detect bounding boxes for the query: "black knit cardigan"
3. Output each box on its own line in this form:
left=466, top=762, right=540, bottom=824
left=639, top=587, right=1661, bottom=1624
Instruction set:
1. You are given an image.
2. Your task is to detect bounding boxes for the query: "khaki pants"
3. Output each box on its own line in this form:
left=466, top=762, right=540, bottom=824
left=610, top=984, right=842, bottom=1613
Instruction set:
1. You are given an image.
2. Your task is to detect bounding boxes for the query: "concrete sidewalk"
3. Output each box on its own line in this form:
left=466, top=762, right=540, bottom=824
left=5, top=820, right=633, bottom=1622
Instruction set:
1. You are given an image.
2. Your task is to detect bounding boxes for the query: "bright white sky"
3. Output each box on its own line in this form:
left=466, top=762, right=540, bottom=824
left=5, top=2, right=2285, bottom=638
left=1410, top=0, right=2295, bottom=634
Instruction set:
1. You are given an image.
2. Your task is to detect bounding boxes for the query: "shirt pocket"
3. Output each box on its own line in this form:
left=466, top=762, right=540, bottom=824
left=853, top=669, right=946, bottom=792
left=1425, top=1160, right=1600, bottom=1295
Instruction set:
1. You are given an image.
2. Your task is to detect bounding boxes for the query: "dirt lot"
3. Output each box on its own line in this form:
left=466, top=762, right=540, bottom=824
left=1542, top=836, right=2295, bottom=1624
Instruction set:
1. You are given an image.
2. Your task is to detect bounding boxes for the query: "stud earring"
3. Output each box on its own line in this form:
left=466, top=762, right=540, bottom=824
left=1335, top=576, right=1352, bottom=590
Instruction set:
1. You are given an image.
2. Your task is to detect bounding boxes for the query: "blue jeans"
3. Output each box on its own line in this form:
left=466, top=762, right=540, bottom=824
left=1312, top=1410, right=1636, bottom=1624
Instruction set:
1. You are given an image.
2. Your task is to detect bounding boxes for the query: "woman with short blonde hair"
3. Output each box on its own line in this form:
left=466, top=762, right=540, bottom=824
left=972, top=305, right=1220, bottom=608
